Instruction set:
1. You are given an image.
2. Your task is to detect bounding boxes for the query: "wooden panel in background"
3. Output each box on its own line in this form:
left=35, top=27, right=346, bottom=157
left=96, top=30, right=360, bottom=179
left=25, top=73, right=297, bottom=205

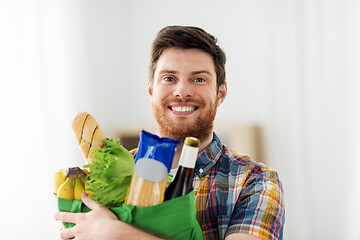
left=214, top=125, right=262, bottom=163
left=114, top=125, right=262, bottom=163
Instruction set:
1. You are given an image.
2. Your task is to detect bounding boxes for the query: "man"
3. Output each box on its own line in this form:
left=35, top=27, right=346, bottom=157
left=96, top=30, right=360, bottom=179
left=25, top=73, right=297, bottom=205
left=55, top=25, right=285, bottom=240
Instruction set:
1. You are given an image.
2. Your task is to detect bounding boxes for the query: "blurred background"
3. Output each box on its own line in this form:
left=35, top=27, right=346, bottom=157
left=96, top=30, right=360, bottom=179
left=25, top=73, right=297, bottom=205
left=1, top=0, right=359, bottom=239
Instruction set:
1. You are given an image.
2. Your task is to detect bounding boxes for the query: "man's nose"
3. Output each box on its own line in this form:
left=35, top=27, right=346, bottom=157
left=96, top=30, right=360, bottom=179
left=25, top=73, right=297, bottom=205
left=173, top=80, right=193, bottom=98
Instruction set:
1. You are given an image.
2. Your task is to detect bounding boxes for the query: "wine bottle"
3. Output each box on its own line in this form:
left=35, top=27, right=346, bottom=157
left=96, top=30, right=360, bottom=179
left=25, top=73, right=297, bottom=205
left=164, top=137, right=200, bottom=201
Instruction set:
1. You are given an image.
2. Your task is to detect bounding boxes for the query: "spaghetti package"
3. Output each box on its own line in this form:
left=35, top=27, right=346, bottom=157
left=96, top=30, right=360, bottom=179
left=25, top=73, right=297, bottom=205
left=125, top=130, right=180, bottom=207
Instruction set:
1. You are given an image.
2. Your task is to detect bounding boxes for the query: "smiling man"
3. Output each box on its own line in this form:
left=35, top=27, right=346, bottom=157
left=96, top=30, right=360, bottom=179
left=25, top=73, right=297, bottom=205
left=150, top=47, right=222, bottom=143
left=149, top=46, right=227, bottom=168
left=55, top=26, right=285, bottom=240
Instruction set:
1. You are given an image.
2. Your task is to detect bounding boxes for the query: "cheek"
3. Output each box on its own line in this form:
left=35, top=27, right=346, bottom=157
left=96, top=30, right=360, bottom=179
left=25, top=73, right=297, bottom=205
left=206, top=91, right=219, bottom=105
left=151, top=88, right=166, bottom=104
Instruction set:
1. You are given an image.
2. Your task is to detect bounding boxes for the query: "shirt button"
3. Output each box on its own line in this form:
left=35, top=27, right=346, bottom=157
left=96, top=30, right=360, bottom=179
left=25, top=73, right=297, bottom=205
left=199, top=168, right=203, bottom=174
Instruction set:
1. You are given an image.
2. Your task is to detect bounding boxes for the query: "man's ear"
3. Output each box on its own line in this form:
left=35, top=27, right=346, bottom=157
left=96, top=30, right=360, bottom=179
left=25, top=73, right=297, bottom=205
left=217, top=82, right=227, bottom=106
left=147, top=80, right=153, bottom=97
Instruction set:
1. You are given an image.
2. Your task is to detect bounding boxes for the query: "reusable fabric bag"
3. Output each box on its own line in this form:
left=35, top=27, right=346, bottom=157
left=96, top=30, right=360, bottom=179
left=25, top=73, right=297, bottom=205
left=58, top=190, right=204, bottom=240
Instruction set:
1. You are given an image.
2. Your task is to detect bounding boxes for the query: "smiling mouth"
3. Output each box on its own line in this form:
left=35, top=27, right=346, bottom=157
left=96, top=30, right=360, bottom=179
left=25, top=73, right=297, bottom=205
left=168, top=105, right=199, bottom=113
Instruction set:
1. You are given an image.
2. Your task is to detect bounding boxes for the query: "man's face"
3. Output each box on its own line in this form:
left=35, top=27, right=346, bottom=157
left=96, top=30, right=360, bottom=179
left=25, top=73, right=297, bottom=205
left=148, top=47, right=227, bottom=142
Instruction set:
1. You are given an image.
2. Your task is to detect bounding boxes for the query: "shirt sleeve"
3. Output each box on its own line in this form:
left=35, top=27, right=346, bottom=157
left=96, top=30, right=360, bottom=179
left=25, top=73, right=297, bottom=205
left=226, top=167, right=285, bottom=240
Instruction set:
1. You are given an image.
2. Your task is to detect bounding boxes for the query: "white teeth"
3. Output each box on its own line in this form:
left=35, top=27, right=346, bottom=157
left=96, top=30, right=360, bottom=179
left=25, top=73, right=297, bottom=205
left=172, top=106, right=195, bottom=112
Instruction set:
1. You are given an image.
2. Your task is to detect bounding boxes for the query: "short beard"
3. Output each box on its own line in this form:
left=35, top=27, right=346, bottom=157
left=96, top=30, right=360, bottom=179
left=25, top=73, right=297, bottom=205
left=152, top=100, right=217, bottom=144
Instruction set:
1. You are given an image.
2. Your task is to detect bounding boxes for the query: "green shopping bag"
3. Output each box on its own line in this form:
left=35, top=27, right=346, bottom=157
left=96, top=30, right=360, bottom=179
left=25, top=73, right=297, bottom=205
left=58, top=191, right=204, bottom=240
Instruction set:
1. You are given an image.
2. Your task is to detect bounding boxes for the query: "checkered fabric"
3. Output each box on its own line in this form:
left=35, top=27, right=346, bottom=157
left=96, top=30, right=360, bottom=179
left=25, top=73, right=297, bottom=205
left=193, top=132, right=285, bottom=240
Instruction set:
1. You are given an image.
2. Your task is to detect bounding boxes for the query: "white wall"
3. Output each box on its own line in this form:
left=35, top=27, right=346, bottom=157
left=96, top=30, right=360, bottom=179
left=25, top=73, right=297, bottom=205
left=1, top=0, right=359, bottom=239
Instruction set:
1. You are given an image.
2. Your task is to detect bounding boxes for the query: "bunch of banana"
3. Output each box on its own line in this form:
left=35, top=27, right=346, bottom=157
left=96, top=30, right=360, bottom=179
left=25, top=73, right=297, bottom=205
left=54, top=167, right=93, bottom=201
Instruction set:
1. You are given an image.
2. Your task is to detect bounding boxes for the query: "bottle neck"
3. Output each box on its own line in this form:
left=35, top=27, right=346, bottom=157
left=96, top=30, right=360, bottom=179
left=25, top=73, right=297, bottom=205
left=178, top=145, right=198, bottom=169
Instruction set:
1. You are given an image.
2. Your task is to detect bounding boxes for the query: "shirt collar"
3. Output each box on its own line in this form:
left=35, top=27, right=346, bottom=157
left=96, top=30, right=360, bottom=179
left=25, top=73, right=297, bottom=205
left=194, top=132, right=223, bottom=178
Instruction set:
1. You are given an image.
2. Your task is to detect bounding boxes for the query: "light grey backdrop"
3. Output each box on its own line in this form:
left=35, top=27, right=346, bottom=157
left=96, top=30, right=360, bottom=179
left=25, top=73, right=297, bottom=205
left=1, top=0, right=359, bottom=239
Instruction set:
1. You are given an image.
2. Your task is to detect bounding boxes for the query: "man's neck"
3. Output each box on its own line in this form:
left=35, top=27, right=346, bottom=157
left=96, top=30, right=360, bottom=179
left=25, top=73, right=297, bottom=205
left=170, top=132, right=213, bottom=169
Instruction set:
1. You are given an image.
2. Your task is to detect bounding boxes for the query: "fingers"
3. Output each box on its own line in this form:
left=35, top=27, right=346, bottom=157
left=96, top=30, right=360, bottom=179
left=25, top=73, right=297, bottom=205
left=55, top=211, right=83, bottom=224
left=58, top=227, right=75, bottom=240
left=81, top=192, right=100, bottom=210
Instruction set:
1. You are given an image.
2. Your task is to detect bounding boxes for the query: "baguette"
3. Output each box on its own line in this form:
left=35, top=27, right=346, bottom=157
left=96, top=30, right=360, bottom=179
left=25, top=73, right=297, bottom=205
left=72, top=112, right=106, bottom=164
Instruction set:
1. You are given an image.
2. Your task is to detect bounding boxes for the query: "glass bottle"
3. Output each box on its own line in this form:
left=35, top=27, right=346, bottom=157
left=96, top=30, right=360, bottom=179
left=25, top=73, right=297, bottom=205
left=164, top=137, right=200, bottom=201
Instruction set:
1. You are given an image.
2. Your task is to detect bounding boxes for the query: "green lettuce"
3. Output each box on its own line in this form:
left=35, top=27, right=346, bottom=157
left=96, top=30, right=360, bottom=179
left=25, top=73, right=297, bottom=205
left=84, top=138, right=135, bottom=208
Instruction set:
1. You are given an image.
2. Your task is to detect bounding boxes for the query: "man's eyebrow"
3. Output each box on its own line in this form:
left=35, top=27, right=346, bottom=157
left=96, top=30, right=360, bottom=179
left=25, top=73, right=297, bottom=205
left=158, top=70, right=178, bottom=74
left=191, top=70, right=213, bottom=76
left=158, top=70, right=213, bottom=75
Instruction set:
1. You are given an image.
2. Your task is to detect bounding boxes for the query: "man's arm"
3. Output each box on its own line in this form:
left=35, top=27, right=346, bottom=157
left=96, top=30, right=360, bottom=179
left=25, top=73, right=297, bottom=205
left=55, top=192, right=164, bottom=240
left=222, top=167, right=285, bottom=240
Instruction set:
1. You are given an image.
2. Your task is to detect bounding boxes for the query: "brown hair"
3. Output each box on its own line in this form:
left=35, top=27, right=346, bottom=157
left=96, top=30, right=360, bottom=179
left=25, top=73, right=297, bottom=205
left=149, top=26, right=226, bottom=90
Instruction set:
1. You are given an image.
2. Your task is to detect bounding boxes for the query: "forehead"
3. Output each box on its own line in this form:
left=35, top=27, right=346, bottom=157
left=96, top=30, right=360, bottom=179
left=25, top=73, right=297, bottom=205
left=155, top=48, right=216, bottom=75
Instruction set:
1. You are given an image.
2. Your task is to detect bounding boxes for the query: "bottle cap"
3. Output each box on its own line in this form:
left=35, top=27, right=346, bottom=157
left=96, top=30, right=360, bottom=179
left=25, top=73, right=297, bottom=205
left=185, top=137, right=200, bottom=148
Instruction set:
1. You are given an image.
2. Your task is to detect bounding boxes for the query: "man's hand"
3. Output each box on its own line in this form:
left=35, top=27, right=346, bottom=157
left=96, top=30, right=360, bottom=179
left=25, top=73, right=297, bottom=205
left=55, top=192, right=118, bottom=239
left=55, top=192, right=164, bottom=240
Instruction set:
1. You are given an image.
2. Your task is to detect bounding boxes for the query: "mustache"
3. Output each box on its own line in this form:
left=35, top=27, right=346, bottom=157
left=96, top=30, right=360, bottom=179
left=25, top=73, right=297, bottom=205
left=162, top=98, right=204, bottom=106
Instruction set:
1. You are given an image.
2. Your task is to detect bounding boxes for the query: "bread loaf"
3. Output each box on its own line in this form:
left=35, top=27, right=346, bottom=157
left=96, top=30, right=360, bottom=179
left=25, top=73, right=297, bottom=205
left=72, top=112, right=106, bottom=163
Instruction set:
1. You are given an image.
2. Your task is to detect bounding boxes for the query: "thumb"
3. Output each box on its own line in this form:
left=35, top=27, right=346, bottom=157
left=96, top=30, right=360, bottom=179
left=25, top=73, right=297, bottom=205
left=81, top=192, right=100, bottom=210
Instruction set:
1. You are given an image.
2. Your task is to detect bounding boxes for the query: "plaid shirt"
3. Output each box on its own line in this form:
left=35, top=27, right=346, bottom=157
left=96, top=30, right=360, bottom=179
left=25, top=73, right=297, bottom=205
left=193, top=132, right=285, bottom=240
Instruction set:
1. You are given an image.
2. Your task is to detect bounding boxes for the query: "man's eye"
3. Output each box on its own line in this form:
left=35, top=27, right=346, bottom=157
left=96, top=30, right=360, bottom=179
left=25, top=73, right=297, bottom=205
left=194, top=78, right=205, bottom=83
left=163, top=77, right=175, bottom=82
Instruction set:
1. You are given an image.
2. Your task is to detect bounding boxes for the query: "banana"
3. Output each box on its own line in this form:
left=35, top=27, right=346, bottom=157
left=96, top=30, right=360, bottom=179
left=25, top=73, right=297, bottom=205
left=84, top=181, right=94, bottom=195
left=57, top=178, right=75, bottom=201
left=81, top=168, right=89, bottom=185
left=81, top=168, right=94, bottom=195
left=82, top=168, right=90, bottom=175
left=55, top=167, right=92, bottom=200
left=53, top=169, right=67, bottom=195
left=67, top=167, right=86, bottom=179
left=74, top=178, right=85, bottom=200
